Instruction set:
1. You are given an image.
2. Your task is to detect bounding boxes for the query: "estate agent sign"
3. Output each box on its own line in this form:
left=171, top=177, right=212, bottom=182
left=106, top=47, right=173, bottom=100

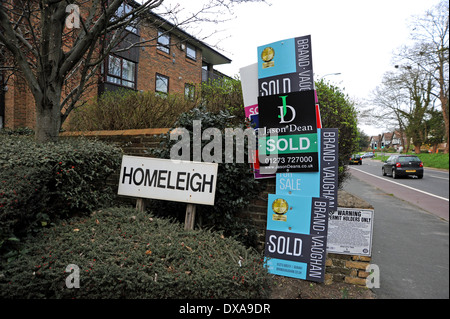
left=257, top=35, right=314, bottom=96
left=264, top=195, right=329, bottom=282
left=276, top=128, right=339, bottom=213
left=257, top=36, right=318, bottom=174
left=241, top=34, right=368, bottom=284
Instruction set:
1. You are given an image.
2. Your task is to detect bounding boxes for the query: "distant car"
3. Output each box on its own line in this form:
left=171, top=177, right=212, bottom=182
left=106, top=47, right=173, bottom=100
left=382, top=155, right=424, bottom=179
left=349, top=154, right=362, bottom=165
left=362, top=152, right=374, bottom=158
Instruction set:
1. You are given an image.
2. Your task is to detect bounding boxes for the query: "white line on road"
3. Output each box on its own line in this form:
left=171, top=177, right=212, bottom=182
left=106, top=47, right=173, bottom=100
left=350, top=167, right=449, bottom=202
left=428, top=174, right=449, bottom=181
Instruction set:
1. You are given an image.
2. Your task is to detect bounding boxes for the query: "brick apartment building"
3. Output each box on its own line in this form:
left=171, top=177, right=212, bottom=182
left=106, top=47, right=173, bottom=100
left=0, top=2, right=231, bottom=130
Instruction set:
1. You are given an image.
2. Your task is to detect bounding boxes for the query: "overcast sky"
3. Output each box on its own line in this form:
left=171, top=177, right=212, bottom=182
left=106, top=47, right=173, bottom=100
left=156, top=0, right=441, bottom=136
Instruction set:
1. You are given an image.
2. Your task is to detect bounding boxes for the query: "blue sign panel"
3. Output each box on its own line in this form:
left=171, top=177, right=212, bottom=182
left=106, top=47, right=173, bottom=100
left=258, top=38, right=297, bottom=79
left=276, top=128, right=339, bottom=213
left=258, top=35, right=314, bottom=96
left=264, top=195, right=329, bottom=281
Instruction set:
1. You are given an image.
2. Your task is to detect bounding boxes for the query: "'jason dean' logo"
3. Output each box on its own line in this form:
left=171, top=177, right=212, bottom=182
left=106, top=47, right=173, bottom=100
left=278, top=95, right=296, bottom=124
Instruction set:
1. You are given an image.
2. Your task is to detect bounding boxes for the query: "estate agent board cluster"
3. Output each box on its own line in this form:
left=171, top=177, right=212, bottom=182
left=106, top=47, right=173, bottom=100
left=241, top=34, right=372, bottom=283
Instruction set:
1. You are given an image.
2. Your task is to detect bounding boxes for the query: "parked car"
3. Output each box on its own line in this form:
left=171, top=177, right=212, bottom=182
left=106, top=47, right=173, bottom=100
left=349, top=154, right=362, bottom=165
left=362, top=152, right=374, bottom=158
left=382, top=155, right=424, bottom=179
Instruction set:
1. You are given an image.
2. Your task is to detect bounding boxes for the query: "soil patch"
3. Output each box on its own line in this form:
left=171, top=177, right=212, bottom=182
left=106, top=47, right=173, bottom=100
left=269, top=275, right=376, bottom=299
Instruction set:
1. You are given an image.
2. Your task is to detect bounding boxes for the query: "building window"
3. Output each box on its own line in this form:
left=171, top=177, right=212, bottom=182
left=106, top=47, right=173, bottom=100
left=186, top=44, right=197, bottom=61
left=185, top=83, right=195, bottom=100
left=157, top=30, right=170, bottom=54
left=113, top=2, right=138, bottom=34
left=156, top=74, right=169, bottom=95
left=106, top=55, right=136, bottom=89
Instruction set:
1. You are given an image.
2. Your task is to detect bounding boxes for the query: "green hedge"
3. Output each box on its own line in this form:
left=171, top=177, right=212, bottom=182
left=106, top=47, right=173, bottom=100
left=0, top=207, right=272, bottom=299
left=69, top=89, right=199, bottom=131
left=315, top=79, right=359, bottom=187
left=414, top=153, right=449, bottom=170
left=0, top=135, right=122, bottom=250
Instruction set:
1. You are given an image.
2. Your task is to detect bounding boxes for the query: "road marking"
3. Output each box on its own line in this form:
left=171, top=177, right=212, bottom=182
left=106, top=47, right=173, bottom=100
left=428, top=174, right=449, bottom=181
left=350, top=167, right=449, bottom=202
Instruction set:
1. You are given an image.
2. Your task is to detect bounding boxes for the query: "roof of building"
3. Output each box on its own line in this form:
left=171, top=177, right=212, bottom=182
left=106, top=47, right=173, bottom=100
left=129, top=1, right=232, bottom=66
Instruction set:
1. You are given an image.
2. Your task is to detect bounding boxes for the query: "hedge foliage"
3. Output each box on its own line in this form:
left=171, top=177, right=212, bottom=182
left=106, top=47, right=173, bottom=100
left=201, top=77, right=246, bottom=124
left=315, top=79, right=359, bottom=187
left=0, top=207, right=272, bottom=299
left=68, top=78, right=246, bottom=132
left=0, top=134, right=122, bottom=252
left=69, top=88, right=200, bottom=131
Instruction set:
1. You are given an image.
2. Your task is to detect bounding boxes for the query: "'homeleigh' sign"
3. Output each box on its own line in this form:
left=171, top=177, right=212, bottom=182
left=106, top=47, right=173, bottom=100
left=118, top=156, right=218, bottom=206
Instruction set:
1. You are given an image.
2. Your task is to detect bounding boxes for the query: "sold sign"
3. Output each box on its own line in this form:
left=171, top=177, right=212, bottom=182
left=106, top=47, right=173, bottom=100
left=259, top=133, right=318, bottom=155
left=258, top=90, right=317, bottom=136
left=257, top=90, right=319, bottom=173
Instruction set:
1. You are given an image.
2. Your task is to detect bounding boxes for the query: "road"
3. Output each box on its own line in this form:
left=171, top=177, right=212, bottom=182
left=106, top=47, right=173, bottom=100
left=348, top=158, right=449, bottom=221
left=343, top=159, right=449, bottom=299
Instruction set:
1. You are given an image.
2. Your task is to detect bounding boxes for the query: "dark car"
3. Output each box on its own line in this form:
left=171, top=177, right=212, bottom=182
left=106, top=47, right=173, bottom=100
left=349, top=154, right=362, bottom=165
left=382, top=155, right=424, bottom=179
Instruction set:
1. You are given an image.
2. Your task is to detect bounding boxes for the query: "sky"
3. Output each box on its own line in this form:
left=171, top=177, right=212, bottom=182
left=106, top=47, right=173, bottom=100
left=156, top=0, right=442, bottom=136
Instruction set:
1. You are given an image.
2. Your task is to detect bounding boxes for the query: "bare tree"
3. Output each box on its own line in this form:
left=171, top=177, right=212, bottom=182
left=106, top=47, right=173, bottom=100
left=396, top=0, right=449, bottom=153
left=0, top=0, right=265, bottom=142
left=371, top=65, right=435, bottom=154
left=370, top=73, right=409, bottom=151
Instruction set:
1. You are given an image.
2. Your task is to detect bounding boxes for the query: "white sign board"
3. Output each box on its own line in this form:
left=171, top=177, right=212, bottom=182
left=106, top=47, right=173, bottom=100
left=240, top=63, right=259, bottom=119
left=118, top=156, right=218, bottom=206
left=327, top=207, right=374, bottom=256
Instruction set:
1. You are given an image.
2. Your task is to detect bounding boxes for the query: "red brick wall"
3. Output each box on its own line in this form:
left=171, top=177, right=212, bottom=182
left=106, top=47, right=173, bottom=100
left=4, top=73, right=35, bottom=129
left=137, top=22, right=202, bottom=94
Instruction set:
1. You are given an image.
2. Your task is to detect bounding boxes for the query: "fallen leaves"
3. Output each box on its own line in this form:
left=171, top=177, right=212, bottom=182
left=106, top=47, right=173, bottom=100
left=181, top=242, right=193, bottom=252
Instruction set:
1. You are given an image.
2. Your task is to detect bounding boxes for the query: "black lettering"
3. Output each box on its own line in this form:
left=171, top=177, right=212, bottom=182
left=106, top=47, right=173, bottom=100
left=157, top=170, right=168, bottom=188
left=122, top=166, right=133, bottom=184
left=176, top=172, right=187, bottom=190
left=190, top=173, right=202, bottom=192
left=144, top=169, right=158, bottom=187
left=202, top=174, right=214, bottom=193
left=133, top=168, right=144, bottom=186
left=186, top=173, right=191, bottom=191
left=166, top=171, right=175, bottom=189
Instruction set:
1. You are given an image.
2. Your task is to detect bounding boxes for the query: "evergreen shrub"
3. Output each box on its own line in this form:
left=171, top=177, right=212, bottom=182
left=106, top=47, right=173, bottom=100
left=0, top=135, right=122, bottom=250
left=315, top=79, right=359, bottom=187
left=0, top=207, right=272, bottom=299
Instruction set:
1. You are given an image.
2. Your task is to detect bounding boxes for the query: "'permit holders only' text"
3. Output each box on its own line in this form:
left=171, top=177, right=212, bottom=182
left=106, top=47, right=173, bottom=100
left=118, top=156, right=218, bottom=206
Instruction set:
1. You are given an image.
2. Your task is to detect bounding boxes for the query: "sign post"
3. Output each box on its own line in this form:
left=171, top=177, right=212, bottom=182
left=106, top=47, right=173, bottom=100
left=184, top=204, right=197, bottom=231
left=136, top=198, right=146, bottom=212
